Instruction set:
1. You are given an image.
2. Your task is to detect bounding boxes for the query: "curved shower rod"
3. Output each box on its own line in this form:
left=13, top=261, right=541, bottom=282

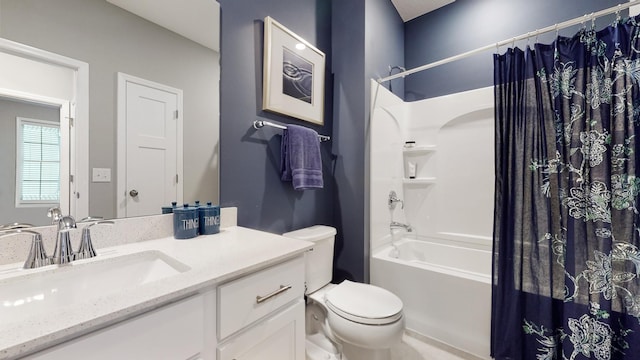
left=378, top=0, right=637, bottom=84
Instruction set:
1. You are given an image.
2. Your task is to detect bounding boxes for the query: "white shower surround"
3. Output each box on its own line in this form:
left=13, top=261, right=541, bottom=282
left=369, top=81, right=494, bottom=358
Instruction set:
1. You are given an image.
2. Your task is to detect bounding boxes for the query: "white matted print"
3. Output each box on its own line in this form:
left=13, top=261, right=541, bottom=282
left=263, top=16, right=325, bottom=125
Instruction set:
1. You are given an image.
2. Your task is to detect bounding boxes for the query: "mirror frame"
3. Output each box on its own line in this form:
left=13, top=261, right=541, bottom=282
left=0, top=38, right=89, bottom=220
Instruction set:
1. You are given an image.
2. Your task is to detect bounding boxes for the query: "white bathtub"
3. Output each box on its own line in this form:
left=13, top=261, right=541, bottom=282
left=371, top=236, right=492, bottom=359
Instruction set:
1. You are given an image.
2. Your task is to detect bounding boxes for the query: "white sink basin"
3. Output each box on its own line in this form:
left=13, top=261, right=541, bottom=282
left=0, top=250, right=190, bottom=325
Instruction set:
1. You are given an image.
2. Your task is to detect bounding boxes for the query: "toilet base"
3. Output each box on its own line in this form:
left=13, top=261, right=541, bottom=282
left=306, top=336, right=393, bottom=360
left=306, top=335, right=340, bottom=360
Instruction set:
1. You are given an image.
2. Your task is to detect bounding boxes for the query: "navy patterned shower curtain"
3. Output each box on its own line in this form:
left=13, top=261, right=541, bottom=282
left=492, top=18, right=640, bottom=360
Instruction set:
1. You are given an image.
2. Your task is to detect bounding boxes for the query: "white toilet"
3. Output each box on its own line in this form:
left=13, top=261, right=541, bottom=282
left=283, top=225, right=404, bottom=360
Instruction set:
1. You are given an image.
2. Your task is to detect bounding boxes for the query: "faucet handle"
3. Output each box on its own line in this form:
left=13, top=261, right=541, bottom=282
left=388, top=190, right=404, bottom=210
left=76, top=220, right=114, bottom=260
left=0, top=229, right=51, bottom=269
left=79, top=216, right=104, bottom=223
left=0, top=223, right=34, bottom=230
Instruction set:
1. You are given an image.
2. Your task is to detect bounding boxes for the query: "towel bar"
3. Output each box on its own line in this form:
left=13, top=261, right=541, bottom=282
left=252, top=120, right=330, bottom=142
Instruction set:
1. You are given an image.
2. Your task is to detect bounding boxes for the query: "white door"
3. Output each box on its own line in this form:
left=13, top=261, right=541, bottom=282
left=117, top=73, right=183, bottom=218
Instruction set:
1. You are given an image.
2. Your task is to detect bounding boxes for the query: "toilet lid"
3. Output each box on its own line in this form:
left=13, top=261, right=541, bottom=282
left=325, top=280, right=403, bottom=325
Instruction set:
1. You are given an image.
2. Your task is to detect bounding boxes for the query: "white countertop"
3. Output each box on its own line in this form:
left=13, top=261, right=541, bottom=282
left=0, top=226, right=312, bottom=360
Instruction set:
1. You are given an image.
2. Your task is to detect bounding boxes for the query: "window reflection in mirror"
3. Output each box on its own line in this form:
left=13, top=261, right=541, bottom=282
left=0, top=98, right=61, bottom=226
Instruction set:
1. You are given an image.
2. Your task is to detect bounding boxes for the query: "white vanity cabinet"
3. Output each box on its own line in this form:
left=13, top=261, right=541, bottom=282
left=216, top=255, right=306, bottom=360
left=26, top=289, right=217, bottom=360
left=21, top=254, right=307, bottom=360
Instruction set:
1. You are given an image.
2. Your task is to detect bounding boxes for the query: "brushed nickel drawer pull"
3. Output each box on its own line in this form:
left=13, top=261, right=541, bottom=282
left=256, top=284, right=292, bottom=304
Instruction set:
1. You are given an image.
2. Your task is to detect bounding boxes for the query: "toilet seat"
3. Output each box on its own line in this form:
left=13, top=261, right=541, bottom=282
left=325, top=280, right=403, bottom=325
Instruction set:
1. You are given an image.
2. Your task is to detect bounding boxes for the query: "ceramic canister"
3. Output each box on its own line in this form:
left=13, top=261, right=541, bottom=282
left=173, top=204, right=199, bottom=239
left=199, top=202, right=220, bottom=235
left=161, top=205, right=174, bottom=214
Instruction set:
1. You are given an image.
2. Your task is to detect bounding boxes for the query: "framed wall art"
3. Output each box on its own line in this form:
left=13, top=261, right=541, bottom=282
left=263, top=16, right=325, bottom=125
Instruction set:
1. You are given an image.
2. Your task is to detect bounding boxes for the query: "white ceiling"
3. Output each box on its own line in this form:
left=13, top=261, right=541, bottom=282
left=105, top=0, right=220, bottom=52
left=391, top=0, right=455, bottom=22
left=104, top=0, right=448, bottom=51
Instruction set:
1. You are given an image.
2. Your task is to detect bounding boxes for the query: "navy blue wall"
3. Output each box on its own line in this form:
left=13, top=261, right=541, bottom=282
left=220, top=0, right=403, bottom=283
left=330, top=0, right=366, bottom=282
left=404, top=0, right=623, bottom=101
left=219, top=0, right=335, bottom=233
left=366, top=0, right=405, bottom=101
left=330, top=0, right=404, bottom=282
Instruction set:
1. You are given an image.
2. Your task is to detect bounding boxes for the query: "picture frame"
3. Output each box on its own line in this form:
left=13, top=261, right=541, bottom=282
left=263, top=16, right=325, bottom=125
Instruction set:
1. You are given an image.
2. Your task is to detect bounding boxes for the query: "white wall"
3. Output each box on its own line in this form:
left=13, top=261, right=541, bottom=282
left=631, top=0, right=640, bottom=17
left=369, top=84, right=495, bottom=251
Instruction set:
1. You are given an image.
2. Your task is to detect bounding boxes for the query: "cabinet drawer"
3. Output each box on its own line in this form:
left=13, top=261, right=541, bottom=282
left=27, top=292, right=211, bottom=360
left=218, top=256, right=304, bottom=339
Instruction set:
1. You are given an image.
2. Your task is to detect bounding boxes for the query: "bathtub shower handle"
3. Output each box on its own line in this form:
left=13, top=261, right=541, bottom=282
left=256, top=284, right=292, bottom=304
left=388, top=190, right=404, bottom=209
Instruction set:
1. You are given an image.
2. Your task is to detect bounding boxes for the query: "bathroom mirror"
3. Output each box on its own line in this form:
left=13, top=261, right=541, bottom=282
left=0, top=0, right=220, bottom=226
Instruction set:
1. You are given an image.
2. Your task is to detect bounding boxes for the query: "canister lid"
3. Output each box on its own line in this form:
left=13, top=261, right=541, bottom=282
left=173, top=203, right=195, bottom=213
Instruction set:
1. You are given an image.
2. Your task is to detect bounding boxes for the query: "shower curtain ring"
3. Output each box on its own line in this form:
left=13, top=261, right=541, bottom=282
left=591, top=13, right=596, bottom=30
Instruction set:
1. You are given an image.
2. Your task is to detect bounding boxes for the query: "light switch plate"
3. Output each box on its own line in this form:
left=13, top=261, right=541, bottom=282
left=92, top=168, right=111, bottom=183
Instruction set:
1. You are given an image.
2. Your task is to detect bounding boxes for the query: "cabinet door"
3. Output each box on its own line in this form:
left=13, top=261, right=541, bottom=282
left=26, top=291, right=216, bottom=360
left=217, top=300, right=305, bottom=360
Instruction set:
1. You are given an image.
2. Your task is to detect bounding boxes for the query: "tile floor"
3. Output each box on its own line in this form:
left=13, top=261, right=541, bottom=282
left=307, top=331, right=484, bottom=360
left=392, top=332, right=481, bottom=360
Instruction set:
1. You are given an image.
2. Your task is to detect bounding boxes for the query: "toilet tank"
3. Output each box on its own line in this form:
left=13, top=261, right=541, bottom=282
left=283, top=225, right=337, bottom=294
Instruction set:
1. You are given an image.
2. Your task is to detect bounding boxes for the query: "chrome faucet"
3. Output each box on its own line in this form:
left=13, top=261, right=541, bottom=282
left=48, top=207, right=77, bottom=264
left=390, top=221, right=412, bottom=232
left=1, top=209, right=110, bottom=269
left=53, top=215, right=77, bottom=264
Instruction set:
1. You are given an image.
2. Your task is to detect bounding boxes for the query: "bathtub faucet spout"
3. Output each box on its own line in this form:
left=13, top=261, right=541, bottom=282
left=390, top=221, right=412, bottom=232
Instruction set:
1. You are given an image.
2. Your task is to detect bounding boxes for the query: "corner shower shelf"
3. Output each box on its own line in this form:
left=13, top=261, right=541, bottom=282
left=403, top=177, right=437, bottom=185
left=402, top=145, right=437, bottom=154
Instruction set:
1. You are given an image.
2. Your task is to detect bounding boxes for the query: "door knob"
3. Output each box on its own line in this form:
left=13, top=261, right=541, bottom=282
left=129, top=189, right=139, bottom=197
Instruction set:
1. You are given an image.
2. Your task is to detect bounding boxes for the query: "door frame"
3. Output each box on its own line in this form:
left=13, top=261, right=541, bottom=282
left=116, top=72, right=183, bottom=218
left=0, top=38, right=89, bottom=220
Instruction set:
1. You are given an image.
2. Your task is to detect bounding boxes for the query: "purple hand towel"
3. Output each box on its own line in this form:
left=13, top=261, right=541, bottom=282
left=280, top=124, right=324, bottom=190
